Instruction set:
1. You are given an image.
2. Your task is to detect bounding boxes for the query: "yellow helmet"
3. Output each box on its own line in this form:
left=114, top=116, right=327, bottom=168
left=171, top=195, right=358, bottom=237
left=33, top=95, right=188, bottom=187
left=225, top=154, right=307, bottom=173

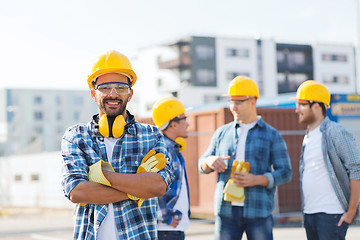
left=225, top=76, right=259, bottom=98
left=152, top=97, right=185, bottom=129
left=87, top=50, right=137, bottom=89
left=295, top=80, right=330, bottom=107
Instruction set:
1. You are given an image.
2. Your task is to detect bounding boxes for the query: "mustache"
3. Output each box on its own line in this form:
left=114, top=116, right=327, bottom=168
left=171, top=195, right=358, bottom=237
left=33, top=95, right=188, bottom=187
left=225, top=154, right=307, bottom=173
left=103, top=97, right=123, bottom=103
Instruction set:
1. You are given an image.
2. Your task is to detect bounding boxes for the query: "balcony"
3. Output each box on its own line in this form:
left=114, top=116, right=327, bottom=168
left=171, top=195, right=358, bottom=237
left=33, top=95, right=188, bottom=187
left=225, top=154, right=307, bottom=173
left=158, top=54, right=191, bottom=69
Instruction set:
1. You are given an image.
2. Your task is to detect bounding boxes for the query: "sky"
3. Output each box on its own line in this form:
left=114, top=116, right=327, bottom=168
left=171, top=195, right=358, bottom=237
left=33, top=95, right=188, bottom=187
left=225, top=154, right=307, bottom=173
left=0, top=0, right=359, bottom=90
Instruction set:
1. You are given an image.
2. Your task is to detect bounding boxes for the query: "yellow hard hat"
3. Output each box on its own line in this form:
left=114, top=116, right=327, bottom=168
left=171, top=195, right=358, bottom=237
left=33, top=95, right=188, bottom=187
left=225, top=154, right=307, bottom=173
left=152, top=97, right=185, bottom=129
left=294, top=80, right=330, bottom=107
left=225, top=76, right=259, bottom=98
left=87, top=50, right=137, bottom=89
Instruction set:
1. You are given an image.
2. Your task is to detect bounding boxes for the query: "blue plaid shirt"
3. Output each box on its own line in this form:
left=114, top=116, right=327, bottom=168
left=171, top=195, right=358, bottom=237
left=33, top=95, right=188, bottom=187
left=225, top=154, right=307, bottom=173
left=61, top=113, right=174, bottom=240
left=300, top=117, right=360, bottom=223
left=199, top=117, right=292, bottom=218
left=158, top=135, right=190, bottom=224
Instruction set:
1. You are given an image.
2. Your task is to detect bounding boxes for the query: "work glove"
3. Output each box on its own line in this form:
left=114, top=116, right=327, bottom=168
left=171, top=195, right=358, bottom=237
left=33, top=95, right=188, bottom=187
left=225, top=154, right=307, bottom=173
left=88, top=160, right=115, bottom=186
left=127, top=149, right=167, bottom=207
left=78, top=160, right=115, bottom=207
left=223, top=160, right=250, bottom=203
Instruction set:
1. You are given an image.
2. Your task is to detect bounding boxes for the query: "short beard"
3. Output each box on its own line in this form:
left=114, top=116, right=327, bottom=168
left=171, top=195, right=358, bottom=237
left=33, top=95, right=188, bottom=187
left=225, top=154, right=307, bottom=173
left=299, top=112, right=316, bottom=125
left=99, top=96, right=129, bottom=117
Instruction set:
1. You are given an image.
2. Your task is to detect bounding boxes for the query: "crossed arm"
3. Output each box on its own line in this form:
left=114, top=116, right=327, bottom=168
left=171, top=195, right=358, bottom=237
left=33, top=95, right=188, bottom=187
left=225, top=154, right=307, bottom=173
left=69, top=172, right=166, bottom=205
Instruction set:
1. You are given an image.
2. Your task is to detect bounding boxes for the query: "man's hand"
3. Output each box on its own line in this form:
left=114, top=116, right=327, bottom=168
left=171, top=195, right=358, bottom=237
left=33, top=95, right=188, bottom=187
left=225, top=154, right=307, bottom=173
left=202, top=156, right=230, bottom=173
left=127, top=149, right=167, bottom=207
left=232, top=172, right=269, bottom=187
left=337, top=211, right=355, bottom=226
left=223, top=161, right=249, bottom=202
left=170, top=217, right=180, bottom=227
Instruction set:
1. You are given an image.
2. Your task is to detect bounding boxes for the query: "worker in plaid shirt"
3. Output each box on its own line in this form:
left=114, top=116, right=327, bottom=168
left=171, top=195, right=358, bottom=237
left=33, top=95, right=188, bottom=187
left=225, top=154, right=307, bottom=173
left=199, top=76, right=292, bottom=240
left=61, top=50, right=174, bottom=240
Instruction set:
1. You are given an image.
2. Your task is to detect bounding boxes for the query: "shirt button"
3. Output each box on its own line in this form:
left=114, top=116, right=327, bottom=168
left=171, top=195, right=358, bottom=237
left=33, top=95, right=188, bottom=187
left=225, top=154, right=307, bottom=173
left=135, top=161, right=138, bottom=164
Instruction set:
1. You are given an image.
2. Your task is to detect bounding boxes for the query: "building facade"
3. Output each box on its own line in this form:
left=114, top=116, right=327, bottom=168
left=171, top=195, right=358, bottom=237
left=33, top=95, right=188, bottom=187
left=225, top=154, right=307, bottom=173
left=132, top=36, right=357, bottom=118
left=0, top=89, right=98, bottom=156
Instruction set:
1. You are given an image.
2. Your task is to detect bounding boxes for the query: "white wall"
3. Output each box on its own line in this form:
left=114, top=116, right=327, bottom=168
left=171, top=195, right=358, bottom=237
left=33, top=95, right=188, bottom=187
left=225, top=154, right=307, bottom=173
left=132, top=46, right=178, bottom=118
left=261, top=39, right=278, bottom=98
left=313, top=44, right=356, bottom=94
left=215, top=37, right=259, bottom=94
left=0, top=152, right=73, bottom=209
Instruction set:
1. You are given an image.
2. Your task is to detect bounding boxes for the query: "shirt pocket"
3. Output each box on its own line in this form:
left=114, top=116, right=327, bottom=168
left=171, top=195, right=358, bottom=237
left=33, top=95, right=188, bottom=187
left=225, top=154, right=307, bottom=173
left=118, top=154, right=142, bottom=174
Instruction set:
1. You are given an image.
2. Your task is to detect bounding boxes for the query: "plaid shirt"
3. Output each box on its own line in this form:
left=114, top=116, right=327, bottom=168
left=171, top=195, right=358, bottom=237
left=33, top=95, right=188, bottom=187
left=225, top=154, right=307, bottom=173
left=61, top=113, right=174, bottom=240
left=158, top=135, right=190, bottom=224
left=300, top=117, right=360, bottom=223
left=199, top=117, right=292, bottom=218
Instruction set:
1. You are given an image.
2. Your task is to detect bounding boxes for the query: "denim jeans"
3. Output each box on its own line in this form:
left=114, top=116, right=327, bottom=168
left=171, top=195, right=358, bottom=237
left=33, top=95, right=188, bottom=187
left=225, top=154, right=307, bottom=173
left=158, top=231, right=185, bottom=240
left=304, top=213, right=349, bottom=240
left=215, top=206, right=273, bottom=240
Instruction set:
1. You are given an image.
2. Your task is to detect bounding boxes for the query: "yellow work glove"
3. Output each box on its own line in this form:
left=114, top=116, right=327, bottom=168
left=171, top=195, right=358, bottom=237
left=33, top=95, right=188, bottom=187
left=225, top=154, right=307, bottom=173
left=88, top=160, right=115, bottom=186
left=128, top=149, right=167, bottom=207
left=77, top=160, right=115, bottom=207
left=223, top=160, right=250, bottom=203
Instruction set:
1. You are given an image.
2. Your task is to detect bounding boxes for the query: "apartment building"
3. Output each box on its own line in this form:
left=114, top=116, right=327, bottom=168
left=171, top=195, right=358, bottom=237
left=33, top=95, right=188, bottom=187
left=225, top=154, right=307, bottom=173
left=132, top=36, right=356, bottom=118
left=0, top=89, right=98, bottom=156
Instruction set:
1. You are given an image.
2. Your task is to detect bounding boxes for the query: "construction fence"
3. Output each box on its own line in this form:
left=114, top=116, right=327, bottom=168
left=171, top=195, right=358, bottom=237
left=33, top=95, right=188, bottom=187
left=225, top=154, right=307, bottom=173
left=138, top=107, right=307, bottom=217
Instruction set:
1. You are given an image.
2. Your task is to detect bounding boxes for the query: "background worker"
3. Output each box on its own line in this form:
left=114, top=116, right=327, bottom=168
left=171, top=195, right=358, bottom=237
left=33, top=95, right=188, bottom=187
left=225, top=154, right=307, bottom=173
left=152, top=97, right=191, bottom=240
left=61, top=50, right=174, bottom=240
left=294, top=80, right=360, bottom=240
left=198, top=76, right=292, bottom=240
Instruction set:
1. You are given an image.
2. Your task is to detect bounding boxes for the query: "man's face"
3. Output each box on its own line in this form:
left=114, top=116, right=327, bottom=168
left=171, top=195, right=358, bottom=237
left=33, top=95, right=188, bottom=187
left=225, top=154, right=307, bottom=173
left=172, top=114, right=189, bottom=138
left=295, top=100, right=316, bottom=124
left=228, top=96, right=253, bottom=122
left=91, top=73, right=133, bottom=117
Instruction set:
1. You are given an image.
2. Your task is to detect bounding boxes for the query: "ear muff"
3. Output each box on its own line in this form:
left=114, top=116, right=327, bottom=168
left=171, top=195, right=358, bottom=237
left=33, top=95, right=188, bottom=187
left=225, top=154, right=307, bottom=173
left=112, top=115, right=126, bottom=138
left=175, top=137, right=186, bottom=152
left=98, top=114, right=126, bottom=138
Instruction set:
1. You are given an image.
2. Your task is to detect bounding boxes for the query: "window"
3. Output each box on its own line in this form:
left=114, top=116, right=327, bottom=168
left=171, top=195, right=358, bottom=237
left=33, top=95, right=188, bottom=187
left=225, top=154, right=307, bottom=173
left=157, top=78, right=163, bottom=87
left=34, top=126, right=43, bottom=134
left=56, top=111, right=62, bottom=121
left=14, top=174, right=22, bottom=182
left=278, top=72, right=309, bottom=94
left=277, top=51, right=285, bottom=62
left=322, top=53, right=347, bottom=62
left=74, top=96, right=83, bottom=105
left=196, top=69, right=215, bottom=85
left=34, top=96, right=42, bottom=105
left=323, top=75, right=349, bottom=84
left=196, top=45, right=214, bottom=60
left=180, top=69, right=191, bottom=83
left=204, top=95, right=221, bottom=103
left=34, top=111, right=43, bottom=120
left=30, top=174, right=40, bottom=181
left=227, top=72, right=250, bottom=81
left=57, top=126, right=64, bottom=134
left=226, top=48, right=249, bottom=58
left=56, top=96, right=62, bottom=105
left=74, top=111, right=80, bottom=121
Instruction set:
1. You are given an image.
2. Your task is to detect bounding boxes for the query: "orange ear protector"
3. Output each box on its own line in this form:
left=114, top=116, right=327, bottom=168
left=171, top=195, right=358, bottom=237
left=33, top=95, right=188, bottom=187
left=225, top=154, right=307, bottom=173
left=98, top=114, right=126, bottom=138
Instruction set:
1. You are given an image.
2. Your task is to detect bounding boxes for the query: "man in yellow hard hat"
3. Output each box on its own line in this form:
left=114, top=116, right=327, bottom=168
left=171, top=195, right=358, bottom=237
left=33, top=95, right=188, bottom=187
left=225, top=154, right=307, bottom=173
left=198, top=76, right=292, bottom=240
left=294, top=80, right=360, bottom=239
left=61, top=50, right=174, bottom=240
left=152, top=97, right=190, bottom=240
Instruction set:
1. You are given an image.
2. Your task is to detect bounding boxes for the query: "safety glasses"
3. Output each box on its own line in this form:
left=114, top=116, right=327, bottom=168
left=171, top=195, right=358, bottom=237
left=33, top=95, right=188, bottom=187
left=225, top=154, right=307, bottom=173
left=228, top=98, right=251, bottom=106
left=94, top=82, right=131, bottom=95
